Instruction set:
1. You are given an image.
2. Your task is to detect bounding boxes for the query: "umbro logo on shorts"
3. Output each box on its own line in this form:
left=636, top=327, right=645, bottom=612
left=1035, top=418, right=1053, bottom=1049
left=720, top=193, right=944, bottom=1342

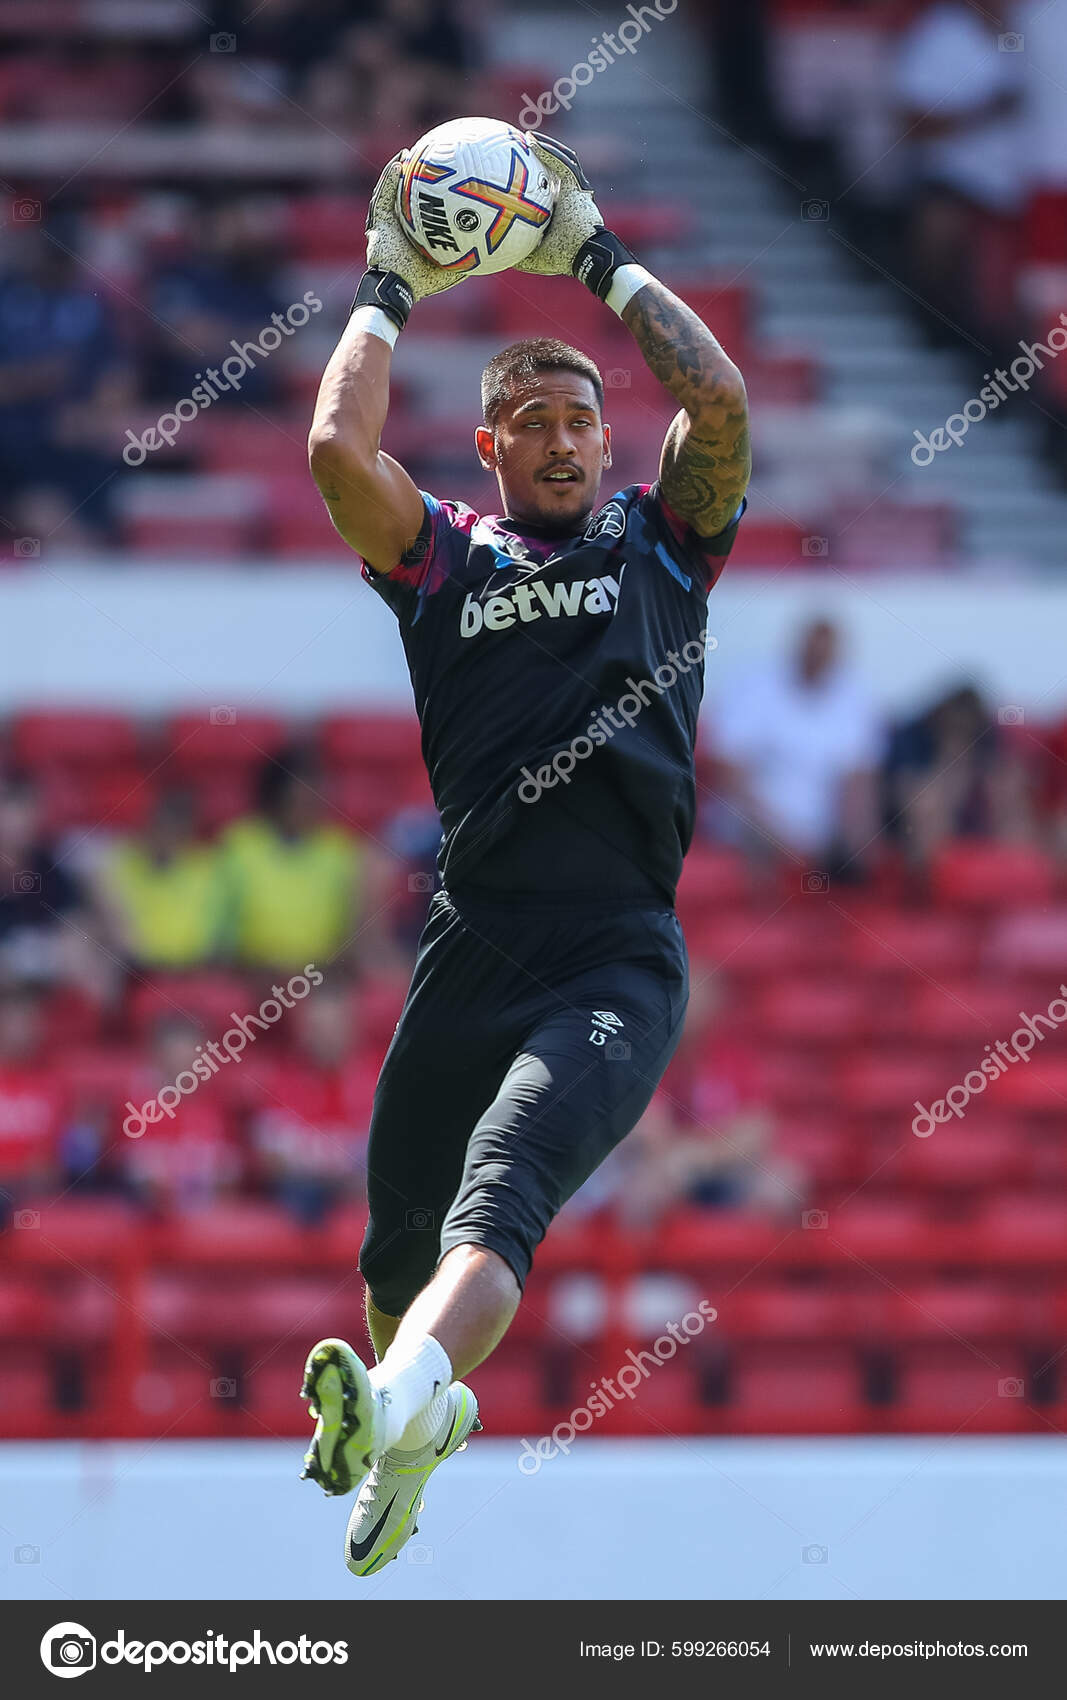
left=588, top=1010, right=625, bottom=1046
left=459, top=574, right=621, bottom=637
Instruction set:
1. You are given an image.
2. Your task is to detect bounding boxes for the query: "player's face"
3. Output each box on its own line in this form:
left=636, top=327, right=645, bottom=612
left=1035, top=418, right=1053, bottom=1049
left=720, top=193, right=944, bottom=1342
left=476, top=375, right=611, bottom=532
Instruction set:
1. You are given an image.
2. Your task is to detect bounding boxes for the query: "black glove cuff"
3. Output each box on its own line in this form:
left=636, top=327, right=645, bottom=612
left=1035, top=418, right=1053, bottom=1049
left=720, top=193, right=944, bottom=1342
left=572, top=228, right=639, bottom=300
left=349, top=269, right=414, bottom=332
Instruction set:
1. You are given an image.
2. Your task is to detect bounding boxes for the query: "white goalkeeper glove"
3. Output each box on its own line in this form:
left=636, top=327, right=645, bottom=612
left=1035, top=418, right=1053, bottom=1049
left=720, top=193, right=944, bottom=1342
left=516, top=133, right=650, bottom=314
left=514, top=134, right=604, bottom=276
left=352, top=152, right=470, bottom=332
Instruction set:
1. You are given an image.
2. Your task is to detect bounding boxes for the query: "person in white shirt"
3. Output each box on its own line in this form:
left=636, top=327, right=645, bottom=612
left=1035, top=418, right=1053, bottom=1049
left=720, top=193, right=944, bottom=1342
left=893, top=3, right=1025, bottom=341
left=708, top=618, right=883, bottom=869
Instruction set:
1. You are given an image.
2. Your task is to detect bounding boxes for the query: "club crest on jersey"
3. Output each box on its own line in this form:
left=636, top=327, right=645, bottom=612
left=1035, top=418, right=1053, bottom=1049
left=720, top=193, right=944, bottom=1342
left=459, top=573, right=621, bottom=637
left=583, top=501, right=627, bottom=543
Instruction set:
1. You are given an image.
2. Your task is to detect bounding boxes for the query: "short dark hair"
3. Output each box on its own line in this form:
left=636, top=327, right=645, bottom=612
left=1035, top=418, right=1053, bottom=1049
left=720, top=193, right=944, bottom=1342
left=481, top=338, right=603, bottom=428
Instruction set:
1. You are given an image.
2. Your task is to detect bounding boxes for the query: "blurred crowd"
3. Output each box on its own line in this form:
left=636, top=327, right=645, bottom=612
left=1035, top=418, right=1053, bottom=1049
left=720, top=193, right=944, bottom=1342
left=2, top=618, right=1066, bottom=1238
left=0, top=0, right=486, bottom=546
left=703, top=0, right=1067, bottom=429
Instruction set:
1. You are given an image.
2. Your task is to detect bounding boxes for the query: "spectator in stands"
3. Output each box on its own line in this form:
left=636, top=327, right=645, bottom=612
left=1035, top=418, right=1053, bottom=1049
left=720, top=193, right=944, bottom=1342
left=706, top=618, right=882, bottom=875
left=883, top=682, right=1033, bottom=863
left=221, top=749, right=394, bottom=974
left=381, top=801, right=442, bottom=954
left=91, top=790, right=229, bottom=972
left=0, top=772, right=84, bottom=985
left=145, top=200, right=288, bottom=409
left=0, top=983, right=67, bottom=1229
left=0, top=222, right=132, bottom=548
left=303, top=0, right=479, bottom=141
left=603, top=973, right=803, bottom=1229
left=893, top=4, right=1025, bottom=344
left=245, top=979, right=376, bottom=1226
left=118, top=1014, right=241, bottom=1217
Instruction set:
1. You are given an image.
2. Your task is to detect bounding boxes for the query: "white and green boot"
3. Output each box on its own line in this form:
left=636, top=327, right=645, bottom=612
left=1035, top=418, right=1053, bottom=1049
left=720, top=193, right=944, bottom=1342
left=345, top=1382, right=481, bottom=1576
left=299, top=1338, right=385, bottom=1498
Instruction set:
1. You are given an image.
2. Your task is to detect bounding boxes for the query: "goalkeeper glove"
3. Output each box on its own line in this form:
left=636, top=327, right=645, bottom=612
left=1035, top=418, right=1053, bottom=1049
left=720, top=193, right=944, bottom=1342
left=352, top=152, right=470, bottom=333
left=515, top=133, right=648, bottom=310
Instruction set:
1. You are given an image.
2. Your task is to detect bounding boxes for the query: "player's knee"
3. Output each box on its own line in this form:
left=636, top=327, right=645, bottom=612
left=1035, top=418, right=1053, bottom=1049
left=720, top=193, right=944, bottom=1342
left=358, top=1233, right=436, bottom=1319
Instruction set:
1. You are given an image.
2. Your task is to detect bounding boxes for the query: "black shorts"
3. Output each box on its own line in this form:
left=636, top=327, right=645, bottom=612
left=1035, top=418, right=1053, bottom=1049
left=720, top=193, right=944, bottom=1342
left=358, top=887, right=689, bottom=1315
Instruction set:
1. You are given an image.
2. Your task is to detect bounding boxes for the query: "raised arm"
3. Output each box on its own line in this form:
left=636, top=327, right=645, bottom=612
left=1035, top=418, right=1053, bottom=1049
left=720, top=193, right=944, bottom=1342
left=308, top=155, right=469, bottom=571
left=621, top=283, right=749, bottom=540
left=308, top=314, right=423, bottom=571
left=515, top=135, right=750, bottom=538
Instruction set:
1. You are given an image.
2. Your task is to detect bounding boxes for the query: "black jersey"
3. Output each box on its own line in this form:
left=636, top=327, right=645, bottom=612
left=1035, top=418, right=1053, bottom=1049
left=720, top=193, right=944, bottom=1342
left=363, top=482, right=743, bottom=905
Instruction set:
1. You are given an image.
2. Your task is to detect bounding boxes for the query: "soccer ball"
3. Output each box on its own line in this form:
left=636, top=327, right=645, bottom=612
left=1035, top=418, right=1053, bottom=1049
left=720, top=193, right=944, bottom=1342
left=396, top=116, right=558, bottom=277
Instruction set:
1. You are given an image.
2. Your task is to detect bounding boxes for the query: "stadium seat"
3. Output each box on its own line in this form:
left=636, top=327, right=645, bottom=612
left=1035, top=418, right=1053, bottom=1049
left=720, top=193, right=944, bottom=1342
left=930, top=842, right=1055, bottom=910
left=994, top=1057, right=1067, bottom=1112
left=904, top=981, right=1030, bottom=1045
left=843, top=909, right=977, bottom=979
left=730, top=1344, right=866, bottom=1432
left=11, top=709, right=139, bottom=770
left=722, top=1284, right=851, bottom=1342
left=890, top=1123, right=1027, bottom=1193
left=833, top=500, right=957, bottom=569
left=164, top=710, right=288, bottom=773
left=973, top=1195, right=1067, bottom=1263
left=131, top=1351, right=216, bottom=1437
left=754, top=977, right=869, bottom=1046
left=127, top=972, right=254, bottom=1037
left=265, top=475, right=358, bottom=557
left=836, top=1055, right=947, bottom=1119
left=287, top=195, right=367, bottom=262
left=197, top=413, right=308, bottom=479
left=675, top=845, right=751, bottom=916
left=891, top=1344, right=1030, bottom=1431
left=0, top=1277, right=51, bottom=1338
left=727, top=519, right=811, bottom=569
left=0, top=1351, right=54, bottom=1434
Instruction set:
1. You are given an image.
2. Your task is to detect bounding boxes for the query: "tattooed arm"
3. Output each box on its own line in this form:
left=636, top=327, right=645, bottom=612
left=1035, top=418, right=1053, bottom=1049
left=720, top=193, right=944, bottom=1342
left=621, top=281, right=750, bottom=539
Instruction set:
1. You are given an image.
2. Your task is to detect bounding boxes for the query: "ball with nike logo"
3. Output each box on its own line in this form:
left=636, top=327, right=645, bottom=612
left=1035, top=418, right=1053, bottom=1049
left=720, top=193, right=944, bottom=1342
left=395, top=117, right=558, bottom=277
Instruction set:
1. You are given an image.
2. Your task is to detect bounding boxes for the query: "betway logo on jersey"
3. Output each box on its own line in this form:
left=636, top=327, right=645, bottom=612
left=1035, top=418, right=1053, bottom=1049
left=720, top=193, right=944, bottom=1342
left=459, top=574, right=621, bottom=638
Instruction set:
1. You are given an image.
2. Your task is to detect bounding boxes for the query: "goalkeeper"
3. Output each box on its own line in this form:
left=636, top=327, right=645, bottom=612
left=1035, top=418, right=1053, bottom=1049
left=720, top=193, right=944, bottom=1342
left=301, top=133, right=750, bottom=1577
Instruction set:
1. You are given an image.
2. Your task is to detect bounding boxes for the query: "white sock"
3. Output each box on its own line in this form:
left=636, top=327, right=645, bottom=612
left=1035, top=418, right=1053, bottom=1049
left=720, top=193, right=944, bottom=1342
left=393, top=1383, right=451, bottom=1453
left=368, top=1333, right=452, bottom=1453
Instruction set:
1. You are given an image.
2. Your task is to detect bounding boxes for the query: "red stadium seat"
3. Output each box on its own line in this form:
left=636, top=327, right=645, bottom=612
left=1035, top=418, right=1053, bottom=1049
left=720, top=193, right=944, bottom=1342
left=904, top=980, right=1031, bottom=1045
left=892, top=1344, right=1030, bottom=1431
left=164, top=710, right=288, bottom=773
left=11, top=709, right=139, bottom=770
left=930, top=841, right=1055, bottom=910
left=319, top=711, right=422, bottom=775
left=265, top=475, right=359, bottom=558
left=287, top=195, right=367, bottom=262
left=722, top=1284, right=851, bottom=1341
left=727, top=519, right=810, bottom=569
left=754, top=977, right=869, bottom=1046
left=972, top=1194, right=1067, bottom=1263
left=0, top=1351, right=54, bottom=1431
left=731, top=1344, right=865, bottom=1431
left=0, top=1278, right=51, bottom=1338
left=674, top=845, right=751, bottom=916
left=834, top=500, right=957, bottom=569
left=127, top=972, right=254, bottom=1037
left=836, top=1055, right=947, bottom=1119
left=843, top=908, right=977, bottom=979
left=197, top=412, right=308, bottom=478
left=890, top=1122, right=1027, bottom=1193
left=994, top=1056, right=1067, bottom=1112
left=882, top=1282, right=1020, bottom=1344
